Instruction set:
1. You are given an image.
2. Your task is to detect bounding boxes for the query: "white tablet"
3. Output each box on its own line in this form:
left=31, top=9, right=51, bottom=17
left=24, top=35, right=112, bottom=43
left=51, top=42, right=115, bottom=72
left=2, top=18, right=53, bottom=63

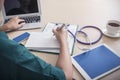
left=72, top=44, right=120, bottom=80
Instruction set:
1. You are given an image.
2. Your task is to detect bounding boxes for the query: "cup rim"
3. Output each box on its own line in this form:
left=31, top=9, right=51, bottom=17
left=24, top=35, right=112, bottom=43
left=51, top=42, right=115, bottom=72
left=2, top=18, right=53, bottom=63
left=108, top=20, right=120, bottom=25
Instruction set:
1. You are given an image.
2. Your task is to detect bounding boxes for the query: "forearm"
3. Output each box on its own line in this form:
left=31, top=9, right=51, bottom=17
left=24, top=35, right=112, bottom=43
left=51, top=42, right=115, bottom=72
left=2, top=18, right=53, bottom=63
left=56, top=40, right=73, bottom=80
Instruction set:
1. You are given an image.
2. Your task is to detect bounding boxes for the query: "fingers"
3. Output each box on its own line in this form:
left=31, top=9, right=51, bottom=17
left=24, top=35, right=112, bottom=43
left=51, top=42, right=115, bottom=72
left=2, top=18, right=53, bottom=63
left=17, top=17, right=25, bottom=23
left=15, top=16, right=25, bottom=27
left=52, top=29, right=57, bottom=34
left=53, top=27, right=67, bottom=34
left=56, top=25, right=66, bottom=31
left=18, top=22, right=25, bottom=28
left=12, top=16, right=25, bottom=22
left=18, top=19, right=25, bottom=24
left=9, top=16, right=25, bottom=29
left=56, top=27, right=61, bottom=31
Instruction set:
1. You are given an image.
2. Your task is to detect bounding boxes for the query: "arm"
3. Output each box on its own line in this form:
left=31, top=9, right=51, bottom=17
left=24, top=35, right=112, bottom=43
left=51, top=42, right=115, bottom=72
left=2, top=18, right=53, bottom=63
left=0, top=16, right=25, bottom=32
left=53, top=27, right=73, bottom=80
left=0, top=32, right=66, bottom=80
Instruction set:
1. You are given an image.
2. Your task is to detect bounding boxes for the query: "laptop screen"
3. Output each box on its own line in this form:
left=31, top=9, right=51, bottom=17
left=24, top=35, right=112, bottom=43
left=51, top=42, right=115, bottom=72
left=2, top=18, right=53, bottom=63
left=4, top=0, right=39, bottom=16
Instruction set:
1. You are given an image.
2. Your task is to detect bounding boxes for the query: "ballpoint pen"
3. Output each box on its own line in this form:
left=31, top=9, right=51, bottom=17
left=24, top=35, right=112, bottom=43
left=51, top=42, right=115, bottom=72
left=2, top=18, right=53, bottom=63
left=57, top=24, right=65, bottom=30
left=53, top=24, right=65, bottom=36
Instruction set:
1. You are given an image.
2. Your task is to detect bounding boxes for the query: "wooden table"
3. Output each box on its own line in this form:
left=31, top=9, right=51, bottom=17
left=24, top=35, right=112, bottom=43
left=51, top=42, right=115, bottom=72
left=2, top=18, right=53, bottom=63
left=1, top=0, right=120, bottom=80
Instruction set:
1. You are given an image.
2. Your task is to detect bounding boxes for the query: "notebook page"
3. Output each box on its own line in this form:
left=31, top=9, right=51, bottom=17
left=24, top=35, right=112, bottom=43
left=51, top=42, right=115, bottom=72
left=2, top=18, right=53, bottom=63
left=25, top=22, right=78, bottom=54
left=25, top=32, right=60, bottom=48
left=43, top=22, right=78, bottom=54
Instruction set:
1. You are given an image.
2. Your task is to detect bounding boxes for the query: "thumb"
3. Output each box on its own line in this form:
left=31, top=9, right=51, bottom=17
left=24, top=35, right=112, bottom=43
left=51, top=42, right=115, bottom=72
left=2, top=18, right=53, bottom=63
left=52, top=29, right=56, bottom=33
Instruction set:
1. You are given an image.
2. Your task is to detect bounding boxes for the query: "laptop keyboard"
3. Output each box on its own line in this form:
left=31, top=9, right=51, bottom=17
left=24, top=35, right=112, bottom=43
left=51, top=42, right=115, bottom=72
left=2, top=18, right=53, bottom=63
left=5, top=16, right=40, bottom=23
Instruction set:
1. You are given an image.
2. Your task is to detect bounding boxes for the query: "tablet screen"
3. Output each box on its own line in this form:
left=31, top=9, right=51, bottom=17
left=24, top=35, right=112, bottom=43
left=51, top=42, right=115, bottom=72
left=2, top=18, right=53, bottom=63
left=73, top=45, right=120, bottom=79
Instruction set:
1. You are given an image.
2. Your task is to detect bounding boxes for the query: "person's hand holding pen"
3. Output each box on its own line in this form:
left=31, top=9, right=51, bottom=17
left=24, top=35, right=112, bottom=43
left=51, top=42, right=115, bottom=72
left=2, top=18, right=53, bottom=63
left=52, top=24, right=68, bottom=44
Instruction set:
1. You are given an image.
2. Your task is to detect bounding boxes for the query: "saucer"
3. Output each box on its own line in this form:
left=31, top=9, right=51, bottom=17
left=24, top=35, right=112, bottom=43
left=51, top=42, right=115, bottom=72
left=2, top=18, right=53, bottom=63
left=102, top=29, right=120, bottom=38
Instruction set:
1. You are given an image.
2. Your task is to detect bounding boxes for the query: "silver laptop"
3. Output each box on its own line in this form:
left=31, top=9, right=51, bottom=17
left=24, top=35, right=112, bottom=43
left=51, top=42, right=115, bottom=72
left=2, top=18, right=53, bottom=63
left=2, top=0, right=42, bottom=30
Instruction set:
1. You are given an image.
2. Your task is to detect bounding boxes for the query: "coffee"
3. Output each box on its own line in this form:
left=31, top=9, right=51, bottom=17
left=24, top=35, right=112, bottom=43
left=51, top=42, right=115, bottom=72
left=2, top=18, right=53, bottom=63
left=106, top=20, right=120, bottom=35
left=108, top=23, right=120, bottom=27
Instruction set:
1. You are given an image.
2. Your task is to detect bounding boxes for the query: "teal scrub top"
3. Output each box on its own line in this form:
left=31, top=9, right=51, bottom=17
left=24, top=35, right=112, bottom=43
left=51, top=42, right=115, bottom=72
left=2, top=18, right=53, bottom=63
left=0, top=32, right=66, bottom=80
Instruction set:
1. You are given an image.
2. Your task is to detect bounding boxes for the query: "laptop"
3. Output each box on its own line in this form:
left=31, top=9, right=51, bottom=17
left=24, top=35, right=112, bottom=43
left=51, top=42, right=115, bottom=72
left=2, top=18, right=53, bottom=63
left=2, top=0, right=42, bottom=30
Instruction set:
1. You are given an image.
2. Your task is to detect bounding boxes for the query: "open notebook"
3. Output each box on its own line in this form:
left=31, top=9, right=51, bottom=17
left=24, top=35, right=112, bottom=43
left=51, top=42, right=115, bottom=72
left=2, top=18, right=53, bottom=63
left=25, top=22, right=78, bottom=54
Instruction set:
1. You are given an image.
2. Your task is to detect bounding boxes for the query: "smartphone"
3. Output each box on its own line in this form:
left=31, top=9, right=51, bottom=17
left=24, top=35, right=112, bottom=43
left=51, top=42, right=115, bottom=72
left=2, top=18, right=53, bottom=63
left=13, top=32, right=30, bottom=43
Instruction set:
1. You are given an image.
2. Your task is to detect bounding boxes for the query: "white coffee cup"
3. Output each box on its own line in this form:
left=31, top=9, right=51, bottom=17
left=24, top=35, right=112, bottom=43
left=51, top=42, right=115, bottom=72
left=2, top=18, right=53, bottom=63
left=106, top=20, right=120, bottom=35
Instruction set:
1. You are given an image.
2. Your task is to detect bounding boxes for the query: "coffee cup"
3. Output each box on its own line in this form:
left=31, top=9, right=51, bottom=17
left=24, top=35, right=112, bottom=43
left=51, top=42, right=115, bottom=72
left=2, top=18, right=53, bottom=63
left=106, top=20, right=120, bottom=35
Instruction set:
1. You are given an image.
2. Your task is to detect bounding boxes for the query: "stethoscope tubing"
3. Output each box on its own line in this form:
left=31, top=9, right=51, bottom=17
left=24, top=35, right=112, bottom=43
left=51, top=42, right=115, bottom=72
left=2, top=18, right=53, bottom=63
left=67, top=26, right=103, bottom=45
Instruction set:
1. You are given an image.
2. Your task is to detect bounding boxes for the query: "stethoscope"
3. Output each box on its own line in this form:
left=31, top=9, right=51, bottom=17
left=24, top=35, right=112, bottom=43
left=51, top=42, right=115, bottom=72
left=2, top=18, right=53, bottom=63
left=67, top=25, right=103, bottom=45
left=55, top=23, right=103, bottom=45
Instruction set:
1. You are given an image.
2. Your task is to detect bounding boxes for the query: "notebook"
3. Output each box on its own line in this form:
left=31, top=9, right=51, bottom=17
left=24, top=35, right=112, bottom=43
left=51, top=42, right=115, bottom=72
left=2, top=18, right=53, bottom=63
left=72, top=44, right=120, bottom=80
left=1, top=0, right=42, bottom=30
left=25, top=22, right=78, bottom=54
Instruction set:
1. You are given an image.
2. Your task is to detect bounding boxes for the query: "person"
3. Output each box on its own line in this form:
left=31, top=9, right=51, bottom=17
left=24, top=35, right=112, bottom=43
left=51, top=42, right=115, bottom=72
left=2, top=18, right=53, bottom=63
left=0, top=0, right=73, bottom=80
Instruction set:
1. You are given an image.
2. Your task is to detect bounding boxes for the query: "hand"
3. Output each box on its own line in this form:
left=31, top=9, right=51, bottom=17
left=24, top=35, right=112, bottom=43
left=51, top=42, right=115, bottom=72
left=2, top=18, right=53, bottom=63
left=52, top=27, right=68, bottom=43
left=53, top=27, right=73, bottom=80
left=2, top=16, right=25, bottom=31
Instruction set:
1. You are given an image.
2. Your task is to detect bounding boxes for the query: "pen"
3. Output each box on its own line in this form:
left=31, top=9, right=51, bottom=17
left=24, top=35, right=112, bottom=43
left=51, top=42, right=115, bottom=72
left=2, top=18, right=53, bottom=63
left=53, top=24, right=65, bottom=36
left=57, top=24, right=65, bottom=31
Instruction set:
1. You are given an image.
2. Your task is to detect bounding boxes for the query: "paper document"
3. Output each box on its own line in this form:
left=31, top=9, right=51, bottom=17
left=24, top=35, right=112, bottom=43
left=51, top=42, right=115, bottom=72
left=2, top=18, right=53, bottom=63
left=25, top=32, right=60, bottom=49
left=25, top=22, right=78, bottom=54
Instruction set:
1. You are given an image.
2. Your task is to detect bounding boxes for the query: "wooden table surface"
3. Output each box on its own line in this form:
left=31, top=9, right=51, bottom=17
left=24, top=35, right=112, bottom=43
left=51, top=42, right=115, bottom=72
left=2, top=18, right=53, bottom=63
left=0, top=0, right=120, bottom=80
